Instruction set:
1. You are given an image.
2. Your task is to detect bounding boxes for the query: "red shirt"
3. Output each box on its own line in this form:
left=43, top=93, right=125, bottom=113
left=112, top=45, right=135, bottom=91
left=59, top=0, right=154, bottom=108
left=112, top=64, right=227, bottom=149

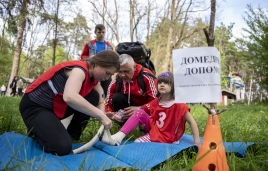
left=141, top=98, right=190, bottom=143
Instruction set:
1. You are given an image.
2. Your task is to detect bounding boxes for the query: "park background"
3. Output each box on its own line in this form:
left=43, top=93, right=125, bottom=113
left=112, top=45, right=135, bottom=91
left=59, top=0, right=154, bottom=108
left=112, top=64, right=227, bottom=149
left=0, top=0, right=267, bottom=101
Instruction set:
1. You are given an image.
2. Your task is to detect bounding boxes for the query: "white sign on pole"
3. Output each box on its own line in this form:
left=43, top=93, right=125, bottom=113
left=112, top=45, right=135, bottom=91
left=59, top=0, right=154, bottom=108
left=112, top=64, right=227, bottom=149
left=173, top=47, right=222, bottom=103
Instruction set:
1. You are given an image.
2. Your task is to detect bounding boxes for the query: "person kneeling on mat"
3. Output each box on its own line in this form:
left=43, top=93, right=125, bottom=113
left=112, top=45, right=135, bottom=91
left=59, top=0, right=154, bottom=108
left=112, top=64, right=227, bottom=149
left=102, top=72, right=200, bottom=146
left=19, top=50, right=120, bottom=156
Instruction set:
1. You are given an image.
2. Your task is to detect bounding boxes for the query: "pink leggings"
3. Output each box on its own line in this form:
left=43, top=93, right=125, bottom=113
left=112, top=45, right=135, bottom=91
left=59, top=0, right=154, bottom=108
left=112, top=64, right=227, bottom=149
left=120, top=109, right=150, bottom=135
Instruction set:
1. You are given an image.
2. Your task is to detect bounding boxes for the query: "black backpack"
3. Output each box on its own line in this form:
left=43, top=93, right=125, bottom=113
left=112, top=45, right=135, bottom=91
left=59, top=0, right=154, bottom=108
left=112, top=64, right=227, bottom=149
left=115, top=41, right=156, bottom=75
left=115, top=66, right=156, bottom=96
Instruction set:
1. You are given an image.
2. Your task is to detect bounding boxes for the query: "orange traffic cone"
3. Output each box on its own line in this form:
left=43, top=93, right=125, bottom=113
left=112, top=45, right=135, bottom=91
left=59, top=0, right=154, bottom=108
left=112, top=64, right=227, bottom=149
left=192, top=114, right=229, bottom=171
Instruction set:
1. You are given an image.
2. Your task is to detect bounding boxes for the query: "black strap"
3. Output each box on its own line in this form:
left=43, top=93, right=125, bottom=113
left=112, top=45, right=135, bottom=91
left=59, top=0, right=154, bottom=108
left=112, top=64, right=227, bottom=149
left=137, top=67, right=146, bottom=96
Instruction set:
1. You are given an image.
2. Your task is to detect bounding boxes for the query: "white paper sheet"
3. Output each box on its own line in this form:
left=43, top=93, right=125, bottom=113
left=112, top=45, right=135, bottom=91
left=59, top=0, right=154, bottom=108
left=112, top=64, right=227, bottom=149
left=172, top=47, right=222, bottom=103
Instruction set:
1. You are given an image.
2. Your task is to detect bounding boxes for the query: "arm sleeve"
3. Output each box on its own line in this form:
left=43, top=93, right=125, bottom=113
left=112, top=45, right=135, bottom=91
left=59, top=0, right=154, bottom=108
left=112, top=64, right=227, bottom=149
left=81, top=43, right=89, bottom=60
left=105, top=77, right=117, bottom=112
left=140, top=99, right=155, bottom=114
left=143, top=74, right=157, bottom=103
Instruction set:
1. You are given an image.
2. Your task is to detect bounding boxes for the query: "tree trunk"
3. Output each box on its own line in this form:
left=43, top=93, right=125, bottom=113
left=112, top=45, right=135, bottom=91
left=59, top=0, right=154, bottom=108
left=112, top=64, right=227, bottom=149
left=129, top=0, right=134, bottom=42
left=134, top=17, right=138, bottom=41
left=169, top=0, right=192, bottom=72
left=6, top=0, right=28, bottom=96
left=153, top=4, right=169, bottom=73
left=28, top=56, right=38, bottom=78
left=162, top=29, right=173, bottom=71
left=259, top=76, right=263, bottom=102
left=203, top=0, right=217, bottom=111
left=154, top=32, right=162, bottom=67
left=102, top=0, right=107, bottom=25
left=146, top=0, right=151, bottom=47
left=52, top=0, right=60, bottom=66
left=113, top=0, right=119, bottom=44
left=162, top=0, right=176, bottom=72
left=89, top=0, right=120, bottom=44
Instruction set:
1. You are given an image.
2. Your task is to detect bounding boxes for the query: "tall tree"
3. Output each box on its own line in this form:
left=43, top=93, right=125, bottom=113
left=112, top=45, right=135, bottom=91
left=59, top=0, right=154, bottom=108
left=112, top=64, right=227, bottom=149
left=1, top=0, right=31, bottom=96
left=0, top=31, right=15, bottom=86
left=149, top=14, right=206, bottom=75
left=203, top=0, right=218, bottom=114
left=241, top=4, right=268, bottom=91
left=63, top=13, right=91, bottom=60
left=150, top=4, right=170, bottom=74
left=129, top=0, right=134, bottom=42
left=145, top=0, right=157, bottom=47
left=52, top=0, right=60, bottom=66
left=161, top=0, right=194, bottom=72
left=89, top=0, right=120, bottom=43
left=128, top=0, right=147, bottom=42
left=39, top=0, right=75, bottom=66
left=0, top=16, right=7, bottom=53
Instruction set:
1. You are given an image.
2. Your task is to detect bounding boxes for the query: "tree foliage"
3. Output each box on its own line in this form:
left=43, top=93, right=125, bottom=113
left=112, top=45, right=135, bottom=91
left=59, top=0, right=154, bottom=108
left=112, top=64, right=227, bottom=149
left=0, top=0, right=266, bottom=100
left=0, top=35, right=15, bottom=86
left=241, top=4, right=268, bottom=90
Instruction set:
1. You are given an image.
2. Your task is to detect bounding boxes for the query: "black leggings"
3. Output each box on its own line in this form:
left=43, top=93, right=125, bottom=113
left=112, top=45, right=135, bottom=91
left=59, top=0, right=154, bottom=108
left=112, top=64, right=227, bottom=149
left=10, top=88, right=16, bottom=97
left=19, top=90, right=99, bottom=156
left=18, top=88, right=23, bottom=96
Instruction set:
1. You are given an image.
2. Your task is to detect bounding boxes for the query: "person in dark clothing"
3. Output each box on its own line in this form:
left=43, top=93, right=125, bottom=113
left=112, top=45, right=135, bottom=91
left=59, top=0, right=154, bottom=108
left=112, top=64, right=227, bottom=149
left=10, top=76, right=18, bottom=97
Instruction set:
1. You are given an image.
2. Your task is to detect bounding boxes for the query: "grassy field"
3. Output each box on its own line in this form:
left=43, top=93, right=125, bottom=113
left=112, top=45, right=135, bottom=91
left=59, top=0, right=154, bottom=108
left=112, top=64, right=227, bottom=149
left=0, top=96, right=268, bottom=170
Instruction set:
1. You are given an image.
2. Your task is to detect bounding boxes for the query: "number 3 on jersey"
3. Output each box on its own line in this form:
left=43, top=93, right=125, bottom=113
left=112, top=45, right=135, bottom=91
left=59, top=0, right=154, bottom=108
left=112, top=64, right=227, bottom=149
left=156, top=112, right=166, bottom=128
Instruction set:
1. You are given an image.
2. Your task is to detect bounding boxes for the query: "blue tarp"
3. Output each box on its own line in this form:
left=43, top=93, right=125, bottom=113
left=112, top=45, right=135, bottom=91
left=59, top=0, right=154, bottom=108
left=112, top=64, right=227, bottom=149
left=0, top=132, right=253, bottom=170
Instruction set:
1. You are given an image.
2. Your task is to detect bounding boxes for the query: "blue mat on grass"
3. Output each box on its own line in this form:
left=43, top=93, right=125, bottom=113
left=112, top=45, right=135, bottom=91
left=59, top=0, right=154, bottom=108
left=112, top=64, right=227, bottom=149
left=0, top=132, right=253, bottom=170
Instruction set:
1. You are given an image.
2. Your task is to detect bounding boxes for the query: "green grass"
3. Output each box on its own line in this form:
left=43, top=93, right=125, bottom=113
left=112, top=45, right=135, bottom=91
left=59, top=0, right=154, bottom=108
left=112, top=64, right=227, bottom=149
left=0, top=96, right=268, bottom=170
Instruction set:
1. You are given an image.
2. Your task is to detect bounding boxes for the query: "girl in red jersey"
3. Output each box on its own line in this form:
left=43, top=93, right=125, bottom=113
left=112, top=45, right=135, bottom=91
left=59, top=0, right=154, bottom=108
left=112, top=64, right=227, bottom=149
left=102, top=72, right=200, bottom=146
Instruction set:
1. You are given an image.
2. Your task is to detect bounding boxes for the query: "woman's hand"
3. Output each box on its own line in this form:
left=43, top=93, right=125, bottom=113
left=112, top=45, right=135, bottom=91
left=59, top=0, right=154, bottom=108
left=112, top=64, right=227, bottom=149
left=63, top=68, right=112, bottom=129
left=99, top=114, right=113, bottom=129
